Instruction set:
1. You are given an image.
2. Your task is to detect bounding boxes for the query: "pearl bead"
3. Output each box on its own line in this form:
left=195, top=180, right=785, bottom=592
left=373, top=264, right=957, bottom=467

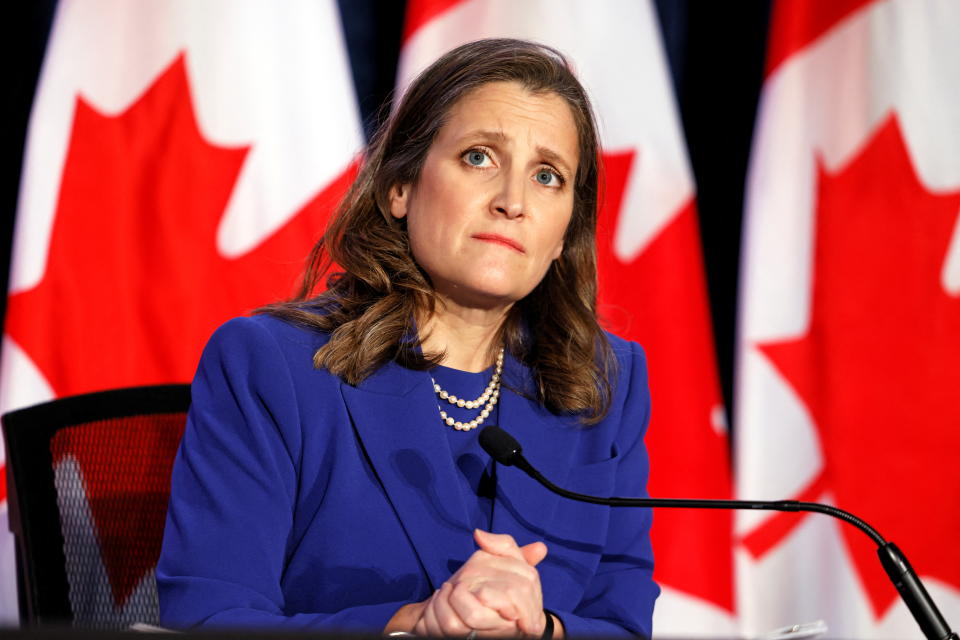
left=432, top=346, right=504, bottom=432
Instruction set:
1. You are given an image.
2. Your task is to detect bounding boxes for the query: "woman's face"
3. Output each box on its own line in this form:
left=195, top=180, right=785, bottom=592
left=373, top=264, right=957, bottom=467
left=389, top=81, right=579, bottom=310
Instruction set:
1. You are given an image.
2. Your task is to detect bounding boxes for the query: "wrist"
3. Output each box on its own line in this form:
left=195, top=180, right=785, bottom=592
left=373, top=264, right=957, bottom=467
left=383, top=600, right=426, bottom=635
left=542, top=609, right=562, bottom=640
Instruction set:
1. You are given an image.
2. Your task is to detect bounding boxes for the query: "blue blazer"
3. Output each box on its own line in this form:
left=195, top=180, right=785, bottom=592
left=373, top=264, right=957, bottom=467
left=157, top=314, right=659, bottom=637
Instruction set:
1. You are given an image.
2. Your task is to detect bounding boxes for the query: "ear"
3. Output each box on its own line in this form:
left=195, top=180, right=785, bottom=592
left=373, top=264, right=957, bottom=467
left=388, top=183, right=411, bottom=220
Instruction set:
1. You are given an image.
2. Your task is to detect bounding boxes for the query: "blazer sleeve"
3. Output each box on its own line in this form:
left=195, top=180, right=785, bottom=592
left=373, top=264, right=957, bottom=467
left=157, top=317, right=407, bottom=631
left=548, top=340, right=659, bottom=638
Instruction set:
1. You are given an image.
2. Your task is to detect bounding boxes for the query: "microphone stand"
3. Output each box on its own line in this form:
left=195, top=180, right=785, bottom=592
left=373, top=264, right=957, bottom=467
left=479, top=425, right=958, bottom=640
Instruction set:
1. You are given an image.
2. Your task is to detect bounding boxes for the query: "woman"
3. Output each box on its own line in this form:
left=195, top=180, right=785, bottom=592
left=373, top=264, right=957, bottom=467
left=158, top=38, right=659, bottom=638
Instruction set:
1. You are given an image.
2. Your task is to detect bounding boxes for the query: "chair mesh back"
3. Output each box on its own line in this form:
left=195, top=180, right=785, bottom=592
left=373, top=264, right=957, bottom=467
left=49, top=413, right=185, bottom=629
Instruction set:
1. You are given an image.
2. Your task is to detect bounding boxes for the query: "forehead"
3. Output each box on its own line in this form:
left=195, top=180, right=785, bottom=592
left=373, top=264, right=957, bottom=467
left=439, top=81, right=580, bottom=163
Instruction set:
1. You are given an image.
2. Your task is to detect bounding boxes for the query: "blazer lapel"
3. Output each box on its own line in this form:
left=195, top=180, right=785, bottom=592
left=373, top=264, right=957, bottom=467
left=491, top=353, right=580, bottom=546
left=340, top=361, right=476, bottom=591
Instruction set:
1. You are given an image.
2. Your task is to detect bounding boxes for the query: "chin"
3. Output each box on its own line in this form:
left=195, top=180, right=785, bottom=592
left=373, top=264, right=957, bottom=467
left=446, top=281, right=526, bottom=310
left=434, top=267, right=541, bottom=309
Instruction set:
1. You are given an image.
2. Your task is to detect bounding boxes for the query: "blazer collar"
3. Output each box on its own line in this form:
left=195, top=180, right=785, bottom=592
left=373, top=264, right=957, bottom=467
left=339, top=358, right=475, bottom=591
left=490, top=352, right=581, bottom=545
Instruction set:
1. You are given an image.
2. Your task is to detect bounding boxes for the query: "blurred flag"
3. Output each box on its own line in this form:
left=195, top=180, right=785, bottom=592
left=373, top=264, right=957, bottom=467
left=736, top=0, right=960, bottom=637
left=400, top=2, right=735, bottom=636
left=0, top=0, right=362, bottom=621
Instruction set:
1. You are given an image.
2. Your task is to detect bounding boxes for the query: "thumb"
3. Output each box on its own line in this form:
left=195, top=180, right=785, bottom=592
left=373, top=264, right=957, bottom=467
left=520, top=541, right=548, bottom=567
left=473, top=529, right=524, bottom=560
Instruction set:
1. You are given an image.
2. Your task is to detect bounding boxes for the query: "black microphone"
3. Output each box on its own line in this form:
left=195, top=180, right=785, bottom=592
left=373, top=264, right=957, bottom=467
left=479, top=425, right=958, bottom=640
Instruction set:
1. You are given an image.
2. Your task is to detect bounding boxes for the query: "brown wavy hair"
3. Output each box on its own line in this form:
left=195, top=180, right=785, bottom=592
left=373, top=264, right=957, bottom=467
left=261, top=38, right=615, bottom=423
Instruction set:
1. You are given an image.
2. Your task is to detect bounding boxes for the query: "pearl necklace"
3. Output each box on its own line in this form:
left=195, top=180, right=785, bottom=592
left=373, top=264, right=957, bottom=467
left=431, top=348, right=504, bottom=431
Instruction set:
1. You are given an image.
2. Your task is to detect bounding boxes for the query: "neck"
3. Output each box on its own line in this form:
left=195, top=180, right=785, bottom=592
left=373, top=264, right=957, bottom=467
left=420, top=298, right=510, bottom=372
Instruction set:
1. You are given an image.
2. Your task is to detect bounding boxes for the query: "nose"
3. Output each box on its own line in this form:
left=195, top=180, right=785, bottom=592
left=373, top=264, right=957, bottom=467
left=491, top=170, right=526, bottom=219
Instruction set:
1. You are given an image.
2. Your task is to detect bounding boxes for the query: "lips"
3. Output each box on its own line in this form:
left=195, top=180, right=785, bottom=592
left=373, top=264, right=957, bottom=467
left=471, top=233, right=526, bottom=253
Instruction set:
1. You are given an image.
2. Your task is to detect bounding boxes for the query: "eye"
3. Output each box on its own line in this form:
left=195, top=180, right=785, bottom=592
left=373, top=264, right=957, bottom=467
left=462, top=148, right=493, bottom=168
left=535, top=168, right=563, bottom=188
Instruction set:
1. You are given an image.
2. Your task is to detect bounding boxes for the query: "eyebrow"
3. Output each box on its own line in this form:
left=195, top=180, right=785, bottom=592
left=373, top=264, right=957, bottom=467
left=459, top=129, right=575, bottom=176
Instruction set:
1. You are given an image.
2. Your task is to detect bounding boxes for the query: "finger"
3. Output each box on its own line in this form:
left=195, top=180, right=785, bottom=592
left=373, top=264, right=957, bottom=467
left=519, top=541, right=548, bottom=566
left=413, top=614, right=428, bottom=638
left=516, top=608, right=547, bottom=637
left=451, top=551, right=544, bottom=627
left=432, top=582, right=471, bottom=637
left=456, top=551, right=541, bottom=583
left=471, top=580, right=538, bottom=625
left=450, top=581, right=520, bottom=626
left=474, top=529, right=525, bottom=561
left=471, top=577, right=542, bottom=633
left=447, top=584, right=517, bottom=635
left=450, top=558, right=543, bottom=626
left=420, top=592, right=445, bottom=639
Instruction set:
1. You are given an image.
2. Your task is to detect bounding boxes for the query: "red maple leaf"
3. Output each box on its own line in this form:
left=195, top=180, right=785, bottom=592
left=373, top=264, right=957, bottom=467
left=747, top=115, right=960, bottom=617
left=5, top=53, right=355, bottom=399
left=597, top=151, right=734, bottom=611
left=4, top=54, right=355, bottom=603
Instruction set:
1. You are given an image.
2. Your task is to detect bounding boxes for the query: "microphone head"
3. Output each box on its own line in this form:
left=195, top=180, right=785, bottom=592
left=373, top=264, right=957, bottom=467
left=479, top=425, right=523, bottom=466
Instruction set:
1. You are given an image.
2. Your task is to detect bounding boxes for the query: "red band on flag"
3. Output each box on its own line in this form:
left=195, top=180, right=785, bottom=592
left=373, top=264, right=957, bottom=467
left=402, top=0, right=463, bottom=44
left=765, top=0, right=878, bottom=77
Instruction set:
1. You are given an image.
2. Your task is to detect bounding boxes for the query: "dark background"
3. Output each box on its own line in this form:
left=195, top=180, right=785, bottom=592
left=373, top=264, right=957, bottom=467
left=3, top=1, right=771, bottom=423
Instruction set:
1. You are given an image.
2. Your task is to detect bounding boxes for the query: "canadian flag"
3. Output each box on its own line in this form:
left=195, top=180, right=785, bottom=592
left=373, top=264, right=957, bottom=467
left=399, top=1, right=734, bottom=636
left=736, top=0, right=960, bottom=638
left=0, top=0, right=363, bottom=622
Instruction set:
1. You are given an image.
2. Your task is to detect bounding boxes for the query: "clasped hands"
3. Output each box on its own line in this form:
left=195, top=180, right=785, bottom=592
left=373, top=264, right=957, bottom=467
left=409, top=529, right=551, bottom=638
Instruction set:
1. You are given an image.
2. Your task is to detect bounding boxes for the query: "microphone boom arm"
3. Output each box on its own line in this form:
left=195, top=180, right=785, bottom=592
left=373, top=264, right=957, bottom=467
left=483, top=425, right=957, bottom=640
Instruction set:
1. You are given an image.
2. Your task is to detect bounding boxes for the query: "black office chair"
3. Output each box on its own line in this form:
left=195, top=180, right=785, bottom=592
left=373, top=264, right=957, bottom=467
left=2, top=384, right=190, bottom=629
